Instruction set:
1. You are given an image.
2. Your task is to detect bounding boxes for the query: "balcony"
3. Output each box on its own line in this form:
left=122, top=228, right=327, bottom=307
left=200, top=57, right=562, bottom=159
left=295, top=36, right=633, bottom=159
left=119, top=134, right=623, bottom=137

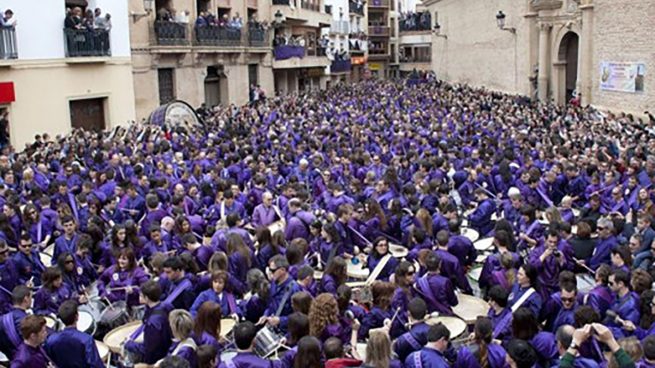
left=271, top=0, right=332, bottom=27
left=349, top=1, right=365, bottom=16
left=0, top=27, right=18, bottom=60
left=399, top=12, right=432, bottom=34
left=368, top=0, right=389, bottom=8
left=155, top=21, right=189, bottom=46
left=248, top=28, right=269, bottom=47
left=368, top=25, right=389, bottom=36
left=272, top=45, right=330, bottom=69
left=195, top=27, right=242, bottom=47
left=330, top=59, right=351, bottom=73
left=64, top=29, right=111, bottom=58
left=330, top=21, right=350, bottom=35
left=368, top=46, right=389, bottom=60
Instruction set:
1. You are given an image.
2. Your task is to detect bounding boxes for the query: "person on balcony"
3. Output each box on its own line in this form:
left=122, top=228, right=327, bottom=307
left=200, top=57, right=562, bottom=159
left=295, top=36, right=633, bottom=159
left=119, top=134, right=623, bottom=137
left=1, top=9, right=15, bottom=29
left=64, top=7, right=82, bottom=30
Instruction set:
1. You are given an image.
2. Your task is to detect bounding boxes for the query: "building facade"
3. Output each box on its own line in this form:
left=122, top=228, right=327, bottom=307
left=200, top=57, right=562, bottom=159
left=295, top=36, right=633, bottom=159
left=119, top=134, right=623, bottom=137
left=424, top=0, right=654, bottom=115
left=0, top=0, right=136, bottom=149
left=129, top=0, right=274, bottom=120
left=398, top=3, right=431, bottom=76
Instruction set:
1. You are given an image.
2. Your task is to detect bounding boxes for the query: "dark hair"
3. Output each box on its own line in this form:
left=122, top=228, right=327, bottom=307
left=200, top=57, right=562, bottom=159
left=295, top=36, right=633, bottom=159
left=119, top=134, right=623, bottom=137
left=520, top=263, right=539, bottom=287
left=233, top=321, right=257, bottom=350
left=163, top=256, right=184, bottom=271
left=596, top=264, right=611, bottom=285
left=556, top=325, right=573, bottom=349
left=12, top=285, right=31, bottom=305
left=291, top=292, right=312, bottom=315
left=643, top=335, right=655, bottom=360
left=41, top=267, right=63, bottom=290
left=512, top=307, right=539, bottom=340
left=294, top=336, right=322, bottom=368
left=287, top=312, right=310, bottom=346
left=408, top=297, right=427, bottom=321
left=427, top=323, right=450, bottom=342
left=58, top=300, right=79, bottom=326
left=573, top=306, right=599, bottom=327
left=487, top=285, right=509, bottom=308
left=506, top=339, right=538, bottom=368
left=324, top=336, right=344, bottom=360
left=474, top=317, right=493, bottom=368
left=140, top=280, right=162, bottom=302
left=324, top=256, right=347, bottom=286
left=611, top=269, right=630, bottom=287
left=425, top=251, right=441, bottom=272
left=159, top=356, right=191, bottom=368
left=197, top=344, right=218, bottom=368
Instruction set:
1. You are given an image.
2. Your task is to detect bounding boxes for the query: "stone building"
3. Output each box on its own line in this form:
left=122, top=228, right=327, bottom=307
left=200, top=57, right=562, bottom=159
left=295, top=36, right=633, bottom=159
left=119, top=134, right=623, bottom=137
left=424, top=0, right=654, bottom=114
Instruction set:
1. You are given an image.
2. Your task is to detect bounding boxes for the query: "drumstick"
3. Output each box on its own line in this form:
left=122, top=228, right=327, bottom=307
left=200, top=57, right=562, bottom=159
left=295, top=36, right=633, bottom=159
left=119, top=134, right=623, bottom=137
left=573, top=257, right=596, bottom=274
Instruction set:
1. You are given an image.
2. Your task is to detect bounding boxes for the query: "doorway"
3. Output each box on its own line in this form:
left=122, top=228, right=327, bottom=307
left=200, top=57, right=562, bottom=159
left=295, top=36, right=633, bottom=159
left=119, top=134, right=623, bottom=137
left=557, top=32, right=579, bottom=103
left=70, top=98, right=106, bottom=132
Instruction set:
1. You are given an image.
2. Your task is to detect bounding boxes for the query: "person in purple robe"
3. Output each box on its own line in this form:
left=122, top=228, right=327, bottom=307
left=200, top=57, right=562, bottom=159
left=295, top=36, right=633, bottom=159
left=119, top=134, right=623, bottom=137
left=507, top=264, right=543, bottom=319
left=22, top=204, right=53, bottom=247
left=307, top=293, right=342, bottom=343
left=404, top=323, right=451, bottom=368
left=511, top=307, right=559, bottom=368
left=251, top=192, right=281, bottom=228
left=51, top=216, right=79, bottom=266
left=162, top=256, right=197, bottom=311
left=12, top=234, right=45, bottom=287
left=414, top=252, right=458, bottom=316
left=192, top=302, right=224, bottom=355
left=542, top=281, right=579, bottom=333
left=44, top=300, right=104, bottom=368
left=455, top=316, right=507, bottom=368
left=358, top=281, right=396, bottom=340
left=394, top=297, right=431, bottom=362
left=467, top=188, right=497, bottom=236
left=33, top=267, right=77, bottom=316
left=486, top=285, right=512, bottom=342
left=165, top=309, right=198, bottom=368
left=284, top=198, right=316, bottom=242
left=97, top=247, right=149, bottom=307
left=0, top=286, right=31, bottom=360
left=434, top=230, right=472, bottom=294
left=553, top=324, right=601, bottom=368
left=125, top=280, right=174, bottom=365
left=583, top=264, right=613, bottom=320
left=528, top=229, right=575, bottom=298
left=605, top=269, right=640, bottom=337
left=217, top=321, right=273, bottom=368
left=479, top=230, right=519, bottom=295
left=11, top=315, right=52, bottom=368
left=365, top=237, right=399, bottom=281
left=588, top=217, right=618, bottom=270
left=191, top=270, right=239, bottom=317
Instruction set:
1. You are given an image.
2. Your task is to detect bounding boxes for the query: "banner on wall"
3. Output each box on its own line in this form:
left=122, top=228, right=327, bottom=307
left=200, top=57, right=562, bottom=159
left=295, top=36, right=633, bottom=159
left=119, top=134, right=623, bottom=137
left=599, top=61, right=646, bottom=93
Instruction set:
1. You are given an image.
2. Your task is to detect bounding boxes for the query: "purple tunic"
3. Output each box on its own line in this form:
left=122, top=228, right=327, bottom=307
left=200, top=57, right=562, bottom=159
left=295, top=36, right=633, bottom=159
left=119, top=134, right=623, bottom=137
left=454, top=343, right=507, bottom=368
left=11, top=343, right=51, bottom=368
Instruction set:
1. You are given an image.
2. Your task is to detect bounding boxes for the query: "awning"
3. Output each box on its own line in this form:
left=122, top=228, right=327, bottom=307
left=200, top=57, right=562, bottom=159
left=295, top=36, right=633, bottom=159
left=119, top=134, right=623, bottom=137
left=0, top=82, right=15, bottom=104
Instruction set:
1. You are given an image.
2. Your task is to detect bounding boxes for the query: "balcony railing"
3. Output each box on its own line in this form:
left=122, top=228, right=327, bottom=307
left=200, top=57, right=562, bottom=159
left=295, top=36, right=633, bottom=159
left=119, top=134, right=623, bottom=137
left=274, top=45, right=305, bottom=60
left=64, top=29, right=111, bottom=57
left=0, top=27, right=18, bottom=59
left=368, top=0, right=389, bottom=7
left=248, top=28, right=269, bottom=47
left=195, top=26, right=242, bottom=47
left=399, top=13, right=432, bottom=33
left=331, top=59, right=351, bottom=73
left=400, top=55, right=431, bottom=63
left=349, top=1, right=365, bottom=15
left=368, top=26, right=389, bottom=36
left=155, top=21, right=189, bottom=46
left=330, top=21, right=350, bottom=34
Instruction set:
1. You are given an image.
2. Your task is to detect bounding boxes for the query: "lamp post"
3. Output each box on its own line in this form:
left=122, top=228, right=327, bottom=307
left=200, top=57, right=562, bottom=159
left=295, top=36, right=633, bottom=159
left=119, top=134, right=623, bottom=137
left=496, top=11, right=516, bottom=33
left=274, top=10, right=286, bottom=27
left=432, top=22, right=447, bottom=39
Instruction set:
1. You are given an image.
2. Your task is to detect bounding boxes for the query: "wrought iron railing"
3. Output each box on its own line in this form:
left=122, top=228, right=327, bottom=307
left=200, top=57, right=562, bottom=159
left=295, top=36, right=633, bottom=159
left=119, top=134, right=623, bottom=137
left=64, top=28, right=111, bottom=57
left=154, top=21, right=189, bottom=46
left=0, top=27, right=17, bottom=59
left=195, top=27, right=242, bottom=47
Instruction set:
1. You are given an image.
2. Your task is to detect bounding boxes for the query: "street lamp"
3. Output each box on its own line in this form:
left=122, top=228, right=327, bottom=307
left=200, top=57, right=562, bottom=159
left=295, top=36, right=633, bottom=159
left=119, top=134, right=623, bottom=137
left=131, top=0, right=155, bottom=22
left=273, top=10, right=286, bottom=27
left=432, top=21, right=447, bottom=39
left=496, top=11, right=516, bottom=33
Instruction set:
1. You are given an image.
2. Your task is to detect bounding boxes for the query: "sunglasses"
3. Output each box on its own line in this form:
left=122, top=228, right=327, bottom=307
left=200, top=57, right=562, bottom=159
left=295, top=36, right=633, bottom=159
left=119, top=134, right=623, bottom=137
left=65, top=259, right=74, bottom=264
left=597, top=227, right=606, bottom=231
left=561, top=297, right=575, bottom=303
left=19, top=243, right=32, bottom=248
left=0, top=250, right=8, bottom=255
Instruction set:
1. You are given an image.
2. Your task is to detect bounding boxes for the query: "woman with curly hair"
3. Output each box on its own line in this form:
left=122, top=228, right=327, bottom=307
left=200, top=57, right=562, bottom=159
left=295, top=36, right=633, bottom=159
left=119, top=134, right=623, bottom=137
left=308, top=293, right=342, bottom=343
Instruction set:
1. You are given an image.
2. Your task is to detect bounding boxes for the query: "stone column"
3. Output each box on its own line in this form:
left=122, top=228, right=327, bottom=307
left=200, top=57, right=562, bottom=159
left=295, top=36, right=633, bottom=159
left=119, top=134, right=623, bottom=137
left=579, top=1, right=594, bottom=106
left=537, top=22, right=552, bottom=102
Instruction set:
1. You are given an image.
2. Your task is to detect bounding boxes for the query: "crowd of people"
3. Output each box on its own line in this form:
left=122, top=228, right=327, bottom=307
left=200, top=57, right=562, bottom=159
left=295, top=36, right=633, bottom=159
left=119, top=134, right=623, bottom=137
left=399, top=11, right=432, bottom=32
left=0, top=78, right=654, bottom=368
left=64, top=7, right=112, bottom=32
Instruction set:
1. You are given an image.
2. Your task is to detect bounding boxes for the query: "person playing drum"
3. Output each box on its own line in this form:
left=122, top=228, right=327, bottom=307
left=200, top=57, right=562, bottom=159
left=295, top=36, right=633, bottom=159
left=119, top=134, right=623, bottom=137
left=216, top=321, right=271, bottom=368
left=97, top=247, right=149, bottom=307
left=0, top=285, right=31, bottom=360
left=33, top=267, right=83, bottom=316
left=190, top=270, right=239, bottom=318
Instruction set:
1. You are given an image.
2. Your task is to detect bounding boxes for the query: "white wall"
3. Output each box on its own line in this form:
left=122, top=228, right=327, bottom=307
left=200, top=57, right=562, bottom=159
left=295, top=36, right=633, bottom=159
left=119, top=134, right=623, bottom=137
left=2, top=0, right=130, bottom=60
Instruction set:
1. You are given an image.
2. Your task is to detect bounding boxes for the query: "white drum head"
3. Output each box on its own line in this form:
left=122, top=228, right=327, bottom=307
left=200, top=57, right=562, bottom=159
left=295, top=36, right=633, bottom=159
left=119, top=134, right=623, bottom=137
left=347, top=261, right=370, bottom=279
left=95, top=340, right=109, bottom=362
left=576, top=273, right=595, bottom=294
left=389, top=243, right=408, bottom=258
left=425, top=315, right=467, bottom=338
left=453, top=293, right=489, bottom=324
left=474, top=237, right=494, bottom=251
left=77, top=310, right=94, bottom=332
left=462, top=228, right=480, bottom=243
left=468, top=266, right=482, bottom=282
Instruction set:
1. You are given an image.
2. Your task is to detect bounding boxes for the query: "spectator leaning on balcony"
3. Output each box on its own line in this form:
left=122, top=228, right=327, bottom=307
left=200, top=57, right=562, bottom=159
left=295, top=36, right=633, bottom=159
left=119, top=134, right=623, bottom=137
left=1, top=9, right=15, bottom=28
left=229, top=14, right=243, bottom=30
left=195, top=12, right=208, bottom=28
left=82, top=9, right=95, bottom=31
left=64, top=8, right=82, bottom=30
left=176, top=10, right=190, bottom=24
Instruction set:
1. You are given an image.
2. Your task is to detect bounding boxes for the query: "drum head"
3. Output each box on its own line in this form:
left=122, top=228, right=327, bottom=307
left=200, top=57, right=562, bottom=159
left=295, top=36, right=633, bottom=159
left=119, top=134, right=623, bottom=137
left=77, top=310, right=95, bottom=332
left=39, top=252, right=52, bottom=267
left=355, top=343, right=367, bottom=362
left=389, top=243, right=408, bottom=258
left=576, top=273, right=595, bottom=294
left=44, top=316, right=57, bottom=330
left=103, top=321, right=143, bottom=353
left=474, top=237, right=494, bottom=251
left=347, top=261, right=370, bottom=280
left=475, top=253, right=488, bottom=263
left=425, top=316, right=467, bottom=338
left=313, top=270, right=324, bottom=280
left=462, top=228, right=480, bottom=243
left=467, top=266, right=482, bottom=283
left=220, top=319, right=236, bottom=338
left=95, top=340, right=110, bottom=362
left=452, top=293, right=489, bottom=324
left=268, top=221, right=286, bottom=235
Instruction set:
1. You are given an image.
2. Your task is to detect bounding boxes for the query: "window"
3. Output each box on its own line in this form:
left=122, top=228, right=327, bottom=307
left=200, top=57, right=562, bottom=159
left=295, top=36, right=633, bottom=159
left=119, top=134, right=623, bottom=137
left=248, top=64, right=258, bottom=86
left=158, top=68, right=175, bottom=105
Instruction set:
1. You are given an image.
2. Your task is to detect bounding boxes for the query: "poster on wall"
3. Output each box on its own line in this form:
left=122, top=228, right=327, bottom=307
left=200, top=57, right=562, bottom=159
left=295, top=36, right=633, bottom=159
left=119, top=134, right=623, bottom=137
left=600, top=61, right=646, bottom=93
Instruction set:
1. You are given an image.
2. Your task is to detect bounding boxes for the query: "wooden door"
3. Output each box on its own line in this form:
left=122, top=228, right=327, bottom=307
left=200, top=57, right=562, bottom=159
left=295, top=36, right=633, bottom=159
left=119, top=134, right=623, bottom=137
left=70, top=98, right=106, bottom=132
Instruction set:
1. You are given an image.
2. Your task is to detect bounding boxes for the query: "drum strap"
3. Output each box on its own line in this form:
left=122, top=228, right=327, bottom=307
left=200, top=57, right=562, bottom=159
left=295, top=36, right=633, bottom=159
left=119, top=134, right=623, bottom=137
left=172, top=338, right=197, bottom=356
left=403, top=330, right=422, bottom=351
left=416, top=276, right=451, bottom=315
left=164, top=278, right=192, bottom=305
left=413, top=351, right=423, bottom=368
left=275, top=282, right=296, bottom=317
left=510, top=287, right=535, bottom=313
left=226, top=292, right=237, bottom=315
left=367, top=254, right=392, bottom=284
left=1, top=312, right=21, bottom=348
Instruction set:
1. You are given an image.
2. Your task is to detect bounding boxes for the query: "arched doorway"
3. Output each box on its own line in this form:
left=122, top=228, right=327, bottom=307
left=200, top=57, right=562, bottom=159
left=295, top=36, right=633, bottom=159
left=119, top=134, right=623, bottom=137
left=557, top=32, right=579, bottom=103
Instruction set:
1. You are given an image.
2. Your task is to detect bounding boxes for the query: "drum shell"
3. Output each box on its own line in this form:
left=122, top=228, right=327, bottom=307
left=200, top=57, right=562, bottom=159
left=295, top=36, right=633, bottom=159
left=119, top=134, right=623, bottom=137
left=253, top=326, right=283, bottom=358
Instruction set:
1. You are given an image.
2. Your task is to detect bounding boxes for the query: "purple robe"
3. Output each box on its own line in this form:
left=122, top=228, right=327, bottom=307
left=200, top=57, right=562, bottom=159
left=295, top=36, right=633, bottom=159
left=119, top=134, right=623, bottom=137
left=454, top=343, right=507, bottom=368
